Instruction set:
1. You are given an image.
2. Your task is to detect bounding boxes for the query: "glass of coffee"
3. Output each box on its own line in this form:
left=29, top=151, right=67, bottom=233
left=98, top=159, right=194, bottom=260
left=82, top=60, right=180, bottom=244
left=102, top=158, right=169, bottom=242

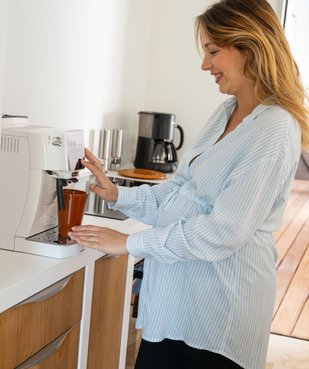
left=58, top=189, right=88, bottom=243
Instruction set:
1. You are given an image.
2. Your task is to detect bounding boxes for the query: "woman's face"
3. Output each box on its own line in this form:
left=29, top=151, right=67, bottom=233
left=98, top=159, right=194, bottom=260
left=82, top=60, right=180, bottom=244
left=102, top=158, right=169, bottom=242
left=200, top=32, right=253, bottom=99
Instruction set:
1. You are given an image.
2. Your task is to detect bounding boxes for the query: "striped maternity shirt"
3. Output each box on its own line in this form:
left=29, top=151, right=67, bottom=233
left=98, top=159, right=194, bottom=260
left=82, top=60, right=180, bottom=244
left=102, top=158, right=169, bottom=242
left=112, top=97, right=301, bottom=369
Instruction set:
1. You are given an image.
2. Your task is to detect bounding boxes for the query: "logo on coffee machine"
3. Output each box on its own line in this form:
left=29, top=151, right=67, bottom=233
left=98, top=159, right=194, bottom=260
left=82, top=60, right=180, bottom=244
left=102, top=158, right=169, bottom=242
left=48, top=136, right=62, bottom=147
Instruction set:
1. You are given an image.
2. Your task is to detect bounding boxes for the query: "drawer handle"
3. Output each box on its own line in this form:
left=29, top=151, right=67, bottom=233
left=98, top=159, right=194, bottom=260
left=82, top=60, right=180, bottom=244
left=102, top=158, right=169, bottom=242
left=18, top=274, right=72, bottom=306
left=15, top=328, right=70, bottom=369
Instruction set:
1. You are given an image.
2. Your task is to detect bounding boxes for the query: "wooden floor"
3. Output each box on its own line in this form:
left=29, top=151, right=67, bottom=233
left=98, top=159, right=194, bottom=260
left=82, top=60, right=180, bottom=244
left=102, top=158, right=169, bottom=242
left=271, top=179, right=309, bottom=340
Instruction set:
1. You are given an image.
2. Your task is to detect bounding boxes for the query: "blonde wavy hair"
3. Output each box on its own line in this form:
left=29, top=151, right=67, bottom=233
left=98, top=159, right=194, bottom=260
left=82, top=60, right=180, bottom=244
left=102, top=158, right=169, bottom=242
left=195, top=0, right=309, bottom=150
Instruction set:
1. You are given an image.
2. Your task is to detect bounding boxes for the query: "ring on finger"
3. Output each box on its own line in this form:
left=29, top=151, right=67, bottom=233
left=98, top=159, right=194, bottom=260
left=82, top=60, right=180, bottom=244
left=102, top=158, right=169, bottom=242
left=89, top=235, right=94, bottom=243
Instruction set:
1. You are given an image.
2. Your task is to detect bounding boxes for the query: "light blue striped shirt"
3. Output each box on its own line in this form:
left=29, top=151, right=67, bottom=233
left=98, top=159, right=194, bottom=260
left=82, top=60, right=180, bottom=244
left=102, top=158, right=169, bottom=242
left=113, top=98, right=301, bottom=369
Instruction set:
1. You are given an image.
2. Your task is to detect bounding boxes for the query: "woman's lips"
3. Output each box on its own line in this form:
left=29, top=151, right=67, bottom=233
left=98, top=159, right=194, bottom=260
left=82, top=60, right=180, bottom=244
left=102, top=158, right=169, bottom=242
left=213, top=72, right=223, bottom=84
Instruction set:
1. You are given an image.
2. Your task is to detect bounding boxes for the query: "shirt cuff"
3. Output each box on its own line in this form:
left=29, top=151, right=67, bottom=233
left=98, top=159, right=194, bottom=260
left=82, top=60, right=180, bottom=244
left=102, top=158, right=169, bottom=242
left=126, top=232, right=147, bottom=258
left=108, top=186, right=137, bottom=210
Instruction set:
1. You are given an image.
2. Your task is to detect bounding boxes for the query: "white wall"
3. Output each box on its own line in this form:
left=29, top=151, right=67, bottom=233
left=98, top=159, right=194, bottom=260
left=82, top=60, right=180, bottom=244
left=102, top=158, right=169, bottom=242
left=269, top=0, right=284, bottom=18
left=284, top=0, right=309, bottom=91
left=2, top=0, right=284, bottom=162
left=3, top=0, right=154, bottom=160
left=0, top=0, right=8, bottom=134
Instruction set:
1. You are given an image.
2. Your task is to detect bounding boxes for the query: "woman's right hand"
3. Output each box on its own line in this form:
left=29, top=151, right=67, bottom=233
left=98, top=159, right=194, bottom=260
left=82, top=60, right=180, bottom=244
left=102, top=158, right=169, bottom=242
left=82, top=148, right=118, bottom=202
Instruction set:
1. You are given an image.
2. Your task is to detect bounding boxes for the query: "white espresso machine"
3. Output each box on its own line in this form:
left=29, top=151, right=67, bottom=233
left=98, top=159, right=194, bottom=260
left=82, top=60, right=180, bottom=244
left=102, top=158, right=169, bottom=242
left=0, top=123, right=90, bottom=258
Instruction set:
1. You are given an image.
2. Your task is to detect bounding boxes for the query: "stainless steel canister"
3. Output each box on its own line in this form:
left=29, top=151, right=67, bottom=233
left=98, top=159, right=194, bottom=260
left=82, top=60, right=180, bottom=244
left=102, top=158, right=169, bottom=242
left=98, top=129, right=111, bottom=172
left=110, top=129, right=123, bottom=171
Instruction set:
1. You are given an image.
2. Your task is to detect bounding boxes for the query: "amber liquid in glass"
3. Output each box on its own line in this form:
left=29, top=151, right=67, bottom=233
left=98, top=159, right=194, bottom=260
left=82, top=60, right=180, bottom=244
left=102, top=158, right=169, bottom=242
left=58, top=189, right=88, bottom=241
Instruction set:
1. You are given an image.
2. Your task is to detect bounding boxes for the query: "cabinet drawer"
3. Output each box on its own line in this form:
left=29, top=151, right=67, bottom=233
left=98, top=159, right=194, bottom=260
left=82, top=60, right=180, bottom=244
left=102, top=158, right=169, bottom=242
left=15, top=323, right=80, bottom=369
left=0, top=268, right=84, bottom=369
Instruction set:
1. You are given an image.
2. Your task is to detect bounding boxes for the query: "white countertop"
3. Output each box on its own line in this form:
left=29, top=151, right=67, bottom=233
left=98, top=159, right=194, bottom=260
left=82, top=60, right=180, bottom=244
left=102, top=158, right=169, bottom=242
left=0, top=215, right=148, bottom=313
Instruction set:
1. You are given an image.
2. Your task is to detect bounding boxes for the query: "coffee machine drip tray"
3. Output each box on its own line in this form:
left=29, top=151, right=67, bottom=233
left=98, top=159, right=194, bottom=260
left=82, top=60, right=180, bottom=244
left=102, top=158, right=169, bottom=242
left=26, top=227, right=77, bottom=246
left=15, top=227, right=83, bottom=259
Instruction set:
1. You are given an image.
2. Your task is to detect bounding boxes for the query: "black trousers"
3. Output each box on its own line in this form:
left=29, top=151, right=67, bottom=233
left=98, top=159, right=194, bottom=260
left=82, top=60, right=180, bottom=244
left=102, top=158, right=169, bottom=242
left=134, top=339, right=244, bottom=369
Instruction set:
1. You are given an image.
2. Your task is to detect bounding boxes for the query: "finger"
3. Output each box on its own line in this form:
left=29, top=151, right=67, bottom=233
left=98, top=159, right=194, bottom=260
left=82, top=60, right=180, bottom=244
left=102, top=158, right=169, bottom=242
left=72, top=235, right=101, bottom=250
left=83, top=164, right=111, bottom=191
left=84, top=148, right=102, bottom=169
left=82, top=161, right=111, bottom=189
left=70, top=225, right=101, bottom=233
left=82, top=159, right=103, bottom=177
left=69, top=232, right=96, bottom=244
left=89, top=183, right=108, bottom=198
left=84, top=148, right=100, bottom=164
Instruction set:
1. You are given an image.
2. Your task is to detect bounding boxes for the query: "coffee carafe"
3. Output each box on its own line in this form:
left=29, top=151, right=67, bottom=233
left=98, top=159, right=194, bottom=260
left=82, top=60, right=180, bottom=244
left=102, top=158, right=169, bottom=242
left=134, top=111, right=184, bottom=173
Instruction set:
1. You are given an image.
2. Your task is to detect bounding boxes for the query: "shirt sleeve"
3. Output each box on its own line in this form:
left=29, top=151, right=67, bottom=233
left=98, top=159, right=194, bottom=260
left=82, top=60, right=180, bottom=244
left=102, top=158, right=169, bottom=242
left=109, top=174, right=186, bottom=225
left=126, top=157, right=293, bottom=263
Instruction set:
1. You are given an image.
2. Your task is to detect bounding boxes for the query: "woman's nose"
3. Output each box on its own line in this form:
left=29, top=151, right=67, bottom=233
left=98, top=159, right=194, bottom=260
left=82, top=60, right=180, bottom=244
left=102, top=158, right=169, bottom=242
left=201, top=55, right=211, bottom=71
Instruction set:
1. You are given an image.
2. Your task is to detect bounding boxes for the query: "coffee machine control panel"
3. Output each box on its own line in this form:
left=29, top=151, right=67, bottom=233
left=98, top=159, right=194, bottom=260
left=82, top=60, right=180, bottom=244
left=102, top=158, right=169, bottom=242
left=27, top=127, right=84, bottom=174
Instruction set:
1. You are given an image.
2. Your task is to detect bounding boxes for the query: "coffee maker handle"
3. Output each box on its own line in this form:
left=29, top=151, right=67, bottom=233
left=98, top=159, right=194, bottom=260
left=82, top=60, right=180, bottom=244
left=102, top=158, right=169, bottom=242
left=175, top=124, right=184, bottom=150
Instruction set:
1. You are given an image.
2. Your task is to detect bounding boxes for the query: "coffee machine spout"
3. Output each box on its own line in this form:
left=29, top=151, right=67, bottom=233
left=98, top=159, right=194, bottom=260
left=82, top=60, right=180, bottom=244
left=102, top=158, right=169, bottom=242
left=56, top=178, right=68, bottom=210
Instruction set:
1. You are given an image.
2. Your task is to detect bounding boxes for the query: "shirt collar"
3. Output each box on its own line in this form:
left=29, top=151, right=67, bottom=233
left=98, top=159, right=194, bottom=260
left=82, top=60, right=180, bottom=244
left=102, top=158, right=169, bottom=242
left=223, top=97, right=273, bottom=124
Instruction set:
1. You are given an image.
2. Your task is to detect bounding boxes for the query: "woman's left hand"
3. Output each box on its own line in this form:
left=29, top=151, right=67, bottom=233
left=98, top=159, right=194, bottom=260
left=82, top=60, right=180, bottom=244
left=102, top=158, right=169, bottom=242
left=68, top=225, right=129, bottom=255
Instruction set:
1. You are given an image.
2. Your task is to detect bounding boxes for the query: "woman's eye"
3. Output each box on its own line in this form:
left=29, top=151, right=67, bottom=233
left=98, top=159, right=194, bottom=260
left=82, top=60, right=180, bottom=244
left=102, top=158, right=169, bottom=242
left=209, top=50, right=218, bottom=55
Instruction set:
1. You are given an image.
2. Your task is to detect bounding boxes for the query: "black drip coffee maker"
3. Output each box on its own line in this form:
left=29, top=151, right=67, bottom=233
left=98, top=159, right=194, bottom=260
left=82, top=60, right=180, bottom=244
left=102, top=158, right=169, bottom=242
left=134, top=111, right=184, bottom=173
